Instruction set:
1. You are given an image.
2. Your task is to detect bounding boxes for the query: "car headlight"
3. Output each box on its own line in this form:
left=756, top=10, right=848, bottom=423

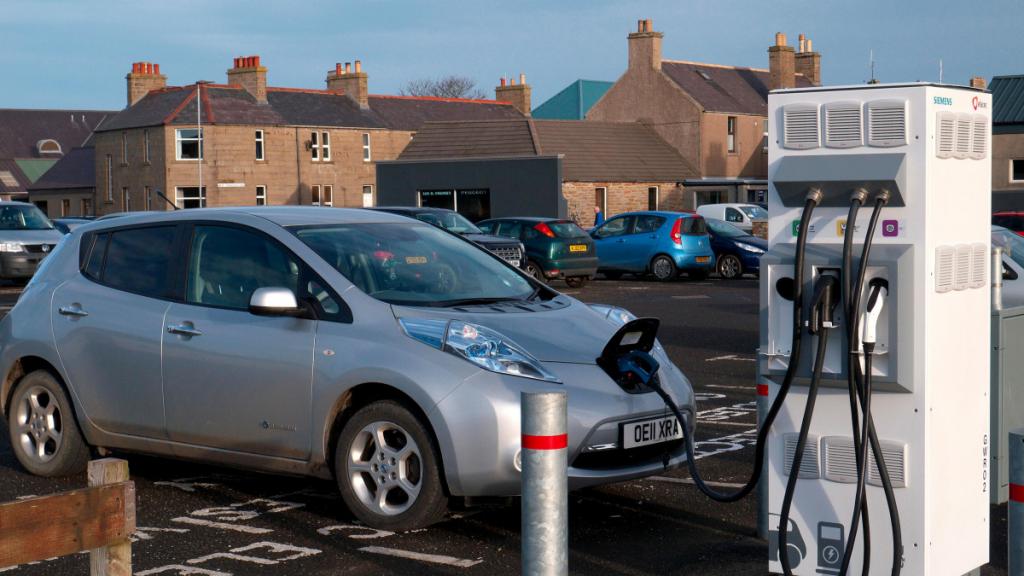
left=399, top=318, right=560, bottom=383
left=736, top=243, right=765, bottom=254
left=586, top=303, right=637, bottom=326
left=0, top=243, right=24, bottom=253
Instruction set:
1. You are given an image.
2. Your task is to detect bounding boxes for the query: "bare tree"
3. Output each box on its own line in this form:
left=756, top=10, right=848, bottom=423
left=400, top=75, right=487, bottom=100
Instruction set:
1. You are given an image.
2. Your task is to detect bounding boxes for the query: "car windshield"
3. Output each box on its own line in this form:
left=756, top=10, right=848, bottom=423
left=0, top=205, right=54, bottom=231
left=414, top=212, right=482, bottom=235
left=993, top=226, right=1024, bottom=269
left=740, top=205, right=768, bottom=219
left=293, top=222, right=534, bottom=306
left=548, top=221, right=587, bottom=238
left=707, top=218, right=748, bottom=238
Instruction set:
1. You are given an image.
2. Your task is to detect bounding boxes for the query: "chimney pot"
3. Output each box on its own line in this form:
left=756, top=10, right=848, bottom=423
left=798, top=33, right=806, bottom=52
left=254, top=55, right=260, bottom=67
left=646, top=19, right=653, bottom=32
left=775, top=32, right=786, bottom=47
left=519, top=73, right=526, bottom=85
left=154, top=63, right=160, bottom=75
left=127, top=60, right=167, bottom=106
left=500, top=77, right=507, bottom=87
left=806, top=38, right=812, bottom=52
left=637, top=19, right=643, bottom=33
left=335, top=63, right=341, bottom=75
left=345, top=62, right=351, bottom=74
left=146, top=62, right=153, bottom=74
left=355, top=60, right=362, bottom=73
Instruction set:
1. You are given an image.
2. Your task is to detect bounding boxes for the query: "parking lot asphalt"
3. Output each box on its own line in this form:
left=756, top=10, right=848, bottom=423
left=0, top=277, right=1008, bottom=575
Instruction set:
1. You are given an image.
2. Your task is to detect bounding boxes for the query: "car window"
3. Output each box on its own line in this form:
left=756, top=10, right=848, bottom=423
left=681, top=217, right=708, bottom=236
left=100, top=226, right=177, bottom=298
left=83, top=233, right=109, bottom=279
left=0, top=204, right=54, bottom=231
left=740, top=205, right=768, bottom=219
left=725, top=207, right=744, bottom=223
left=706, top=218, right=747, bottom=238
left=634, top=215, right=666, bottom=234
left=548, top=221, right=587, bottom=238
left=477, top=221, right=496, bottom=234
left=497, top=221, right=522, bottom=239
left=595, top=216, right=632, bottom=238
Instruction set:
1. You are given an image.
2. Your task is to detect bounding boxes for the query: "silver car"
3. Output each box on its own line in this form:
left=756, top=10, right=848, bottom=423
left=0, top=201, right=64, bottom=280
left=0, top=207, right=695, bottom=530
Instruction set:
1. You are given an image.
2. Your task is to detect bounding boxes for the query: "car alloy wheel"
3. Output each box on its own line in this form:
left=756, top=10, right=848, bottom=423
left=14, top=385, right=63, bottom=464
left=348, top=421, right=423, bottom=516
left=7, top=370, right=89, bottom=477
left=651, top=255, right=677, bottom=281
left=525, top=261, right=545, bottom=282
left=717, top=254, right=743, bottom=279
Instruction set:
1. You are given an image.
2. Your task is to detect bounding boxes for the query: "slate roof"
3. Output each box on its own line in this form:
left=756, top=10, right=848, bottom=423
left=28, top=147, right=95, bottom=193
left=532, top=80, right=614, bottom=120
left=661, top=61, right=814, bottom=116
left=0, top=108, right=112, bottom=159
left=991, top=75, right=1024, bottom=128
left=96, top=84, right=522, bottom=133
left=397, top=119, right=698, bottom=182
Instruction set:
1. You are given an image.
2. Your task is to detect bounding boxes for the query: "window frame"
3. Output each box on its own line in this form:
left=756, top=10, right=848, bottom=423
left=321, top=131, right=331, bottom=161
left=121, top=132, right=129, bottom=165
left=145, top=186, right=152, bottom=211
left=727, top=116, right=737, bottom=153
left=175, top=186, right=207, bottom=209
left=362, top=132, right=371, bottom=162
left=256, top=185, right=267, bottom=206
left=595, top=187, right=608, bottom=215
left=647, top=186, right=659, bottom=211
left=175, top=128, right=204, bottom=161
left=121, top=187, right=130, bottom=212
left=1012, top=159, right=1024, bottom=183
left=255, top=129, right=265, bottom=161
left=144, top=129, right=151, bottom=164
left=61, top=199, right=70, bottom=217
left=362, top=185, right=373, bottom=207
left=81, top=198, right=92, bottom=217
left=105, top=155, right=113, bottom=202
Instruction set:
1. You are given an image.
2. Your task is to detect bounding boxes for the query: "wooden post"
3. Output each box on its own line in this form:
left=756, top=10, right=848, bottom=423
left=88, top=458, right=133, bottom=576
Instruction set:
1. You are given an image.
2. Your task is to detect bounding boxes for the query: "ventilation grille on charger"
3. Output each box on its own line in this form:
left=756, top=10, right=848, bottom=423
left=783, top=433, right=820, bottom=478
left=971, top=243, right=988, bottom=288
left=954, top=244, right=972, bottom=290
left=971, top=115, right=988, bottom=159
left=824, top=101, right=863, bottom=148
left=867, top=99, right=907, bottom=147
left=821, top=436, right=908, bottom=488
left=955, top=113, right=973, bottom=159
left=935, top=246, right=955, bottom=293
left=936, top=112, right=956, bottom=159
left=783, top=104, right=820, bottom=149
left=867, top=441, right=908, bottom=488
left=936, top=244, right=989, bottom=293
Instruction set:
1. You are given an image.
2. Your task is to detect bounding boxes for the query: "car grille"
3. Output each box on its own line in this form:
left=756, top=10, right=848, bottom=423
left=491, top=246, right=523, bottom=265
left=22, top=244, right=55, bottom=254
left=572, top=439, right=685, bottom=471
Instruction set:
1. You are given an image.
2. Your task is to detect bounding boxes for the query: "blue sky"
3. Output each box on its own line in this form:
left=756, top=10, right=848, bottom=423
left=2, top=0, right=1021, bottom=110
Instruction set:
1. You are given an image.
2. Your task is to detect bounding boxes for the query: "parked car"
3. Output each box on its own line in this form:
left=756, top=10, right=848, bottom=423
left=590, top=211, right=715, bottom=281
left=695, top=203, right=768, bottom=233
left=993, top=212, right=1024, bottom=236
left=993, top=225, right=1024, bottom=305
left=371, top=207, right=525, bottom=269
left=705, top=218, right=767, bottom=279
left=53, top=217, right=94, bottom=235
left=0, top=201, right=64, bottom=281
left=477, top=217, right=597, bottom=288
left=0, top=207, right=696, bottom=531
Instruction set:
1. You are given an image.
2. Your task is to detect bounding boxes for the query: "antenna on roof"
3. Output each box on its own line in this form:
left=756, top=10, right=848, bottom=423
left=869, top=49, right=877, bottom=84
left=939, top=58, right=944, bottom=84
left=154, top=189, right=180, bottom=210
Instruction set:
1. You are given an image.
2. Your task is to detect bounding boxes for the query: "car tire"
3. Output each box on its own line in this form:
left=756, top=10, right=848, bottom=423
left=650, top=255, right=677, bottom=281
left=7, top=370, right=90, bottom=477
left=717, top=254, right=744, bottom=279
left=602, top=271, right=622, bottom=280
left=564, top=276, right=589, bottom=289
left=524, top=261, right=545, bottom=282
left=335, top=400, right=448, bottom=531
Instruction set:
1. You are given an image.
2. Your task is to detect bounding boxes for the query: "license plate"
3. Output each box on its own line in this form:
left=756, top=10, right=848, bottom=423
left=621, top=416, right=683, bottom=449
left=696, top=256, right=710, bottom=263
left=569, top=244, right=587, bottom=253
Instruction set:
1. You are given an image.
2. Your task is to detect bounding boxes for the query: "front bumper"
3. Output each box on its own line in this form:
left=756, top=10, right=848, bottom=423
left=740, top=251, right=762, bottom=273
left=0, top=252, right=46, bottom=279
left=429, top=354, right=695, bottom=496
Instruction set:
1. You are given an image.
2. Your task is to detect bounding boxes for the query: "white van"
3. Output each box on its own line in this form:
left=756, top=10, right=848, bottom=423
left=695, top=203, right=767, bottom=232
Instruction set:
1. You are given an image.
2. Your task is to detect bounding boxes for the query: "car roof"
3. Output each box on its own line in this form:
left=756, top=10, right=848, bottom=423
left=613, top=210, right=698, bottom=218
left=480, top=216, right=569, bottom=223
left=372, top=206, right=452, bottom=214
left=83, top=206, right=413, bottom=231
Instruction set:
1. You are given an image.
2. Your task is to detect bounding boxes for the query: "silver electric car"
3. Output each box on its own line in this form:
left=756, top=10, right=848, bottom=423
left=0, top=207, right=695, bottom=530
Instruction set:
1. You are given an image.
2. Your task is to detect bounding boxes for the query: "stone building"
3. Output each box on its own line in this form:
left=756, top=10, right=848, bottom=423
left=990, top=75, right=1024, bottom=211
left=85, top=57, right=524, bottom=215
left=586, top=20, right=821, bottom=206
left=26, top=146, right=97, bottom=217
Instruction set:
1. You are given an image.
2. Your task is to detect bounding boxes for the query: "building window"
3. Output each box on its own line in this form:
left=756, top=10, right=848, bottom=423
left=1013, top=160, right=1024, bottom=182
left=648, top=186, right=659, bottom=210
left=418, top=189, right=490, bottom=221
left=105, top=155, right=113, bottom=201
left=175, top=128, right=203, bottom=160
left=256, top=185, right=267, bottom=206
left=362, top=185, right=373, bottom=207
left=312, top=131, right=330, bottom=161
left=595, top=187, right=607, bottom=217
left=81, top=198, right=92, bottom=216
left=727, top=116, right=736, bottom=153
left=36, top=139, right=61, bottom=155
left=144, top=186, right=152, bottom=210
left=312, top=185, right=333, bottom=206
left=121, top=187, right=131, bottom=211
left=362, top=133, right=371, bottom=162
left=121, top=132, right=129, bottom=165
left=144, top=129, right=151, bottom=163
left=61, top=199, right=70, bottom=217
left=175, top=186, right=206, bottom=209
left=255, top=130, right=264, bottom=161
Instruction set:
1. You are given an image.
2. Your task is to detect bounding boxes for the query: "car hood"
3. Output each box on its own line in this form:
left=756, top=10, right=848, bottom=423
left=735, top=235, right=767, bottom=249
left=0, top=229, right=64, bottom=244
left=461, top=233, right=520, bottom=247
left=392, top=299, right=619, bottom=365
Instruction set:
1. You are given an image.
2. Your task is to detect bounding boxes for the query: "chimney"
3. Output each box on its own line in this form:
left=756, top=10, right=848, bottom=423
left=227, top=55, right=267, bottom=103
left=627, top=18, right=663, bottom=71
left=768, top=32, right=796, bottom=90
left=794, top=34, right=822, bottom=86
left=326, top=60, right=369, bottom=108
left=970, top=76, right=987, bottom=90
left=495, top=73, right=532, bottom=116
left=125, top=61, right=167, bottom=107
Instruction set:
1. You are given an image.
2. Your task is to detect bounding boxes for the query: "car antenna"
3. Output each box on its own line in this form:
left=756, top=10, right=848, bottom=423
left=154, top=189, right=180, bottom=210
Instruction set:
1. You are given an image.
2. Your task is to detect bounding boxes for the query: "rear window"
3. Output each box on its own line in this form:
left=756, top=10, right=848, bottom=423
left=548, top=221, right=587, bottom=238
left=93, top=226, right=177, bottom=298
left=680, top=217, right=707, bottom=235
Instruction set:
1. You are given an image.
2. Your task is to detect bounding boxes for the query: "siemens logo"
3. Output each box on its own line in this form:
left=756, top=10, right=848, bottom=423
left=933, top=96, right=953, bottom=106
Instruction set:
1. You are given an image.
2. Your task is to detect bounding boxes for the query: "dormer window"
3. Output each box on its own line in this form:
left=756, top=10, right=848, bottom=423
left=36, top=139, right=62, bottom=156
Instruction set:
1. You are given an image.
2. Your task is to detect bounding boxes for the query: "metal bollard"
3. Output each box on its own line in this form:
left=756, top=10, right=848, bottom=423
left=1011, top=428, right=1024, bottom=576
left=994, top=247, right=1004, bottom=312
left=757, top=378, right=770, bottom=541
left=521, top=390, right=568, bottom=576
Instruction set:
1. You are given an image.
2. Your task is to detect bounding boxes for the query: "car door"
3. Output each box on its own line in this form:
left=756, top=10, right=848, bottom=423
left=591, top=215, right=634, bottom=270
left=162, top=223, right=318, bottom=460
left=50, top=224, right=181, bottom=438
left=626, top=214, right=668, bottom=271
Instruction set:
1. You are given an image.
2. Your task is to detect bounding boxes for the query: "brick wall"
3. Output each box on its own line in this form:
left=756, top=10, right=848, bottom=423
left=562, top=181, right=688, bottom=228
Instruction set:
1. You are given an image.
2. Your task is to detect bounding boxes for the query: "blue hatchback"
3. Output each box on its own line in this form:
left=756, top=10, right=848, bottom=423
left=590, top=211, right=716, bottom=281
left=705, top=218, right=767, bottom=279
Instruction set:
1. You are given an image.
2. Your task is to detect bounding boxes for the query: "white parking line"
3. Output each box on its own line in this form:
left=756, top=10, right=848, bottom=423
left=704, top=384, right=754, bottom=391
left=704, top=354, right=756, bottom=362
left=358, top=546, right=483, bottom=568
left=649, top=476, right=745, bottom=489
left=172, top=516, right=273, bottom=534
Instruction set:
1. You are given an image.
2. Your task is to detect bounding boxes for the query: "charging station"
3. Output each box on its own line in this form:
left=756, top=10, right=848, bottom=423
left=759, top=83, right=992, bottom=575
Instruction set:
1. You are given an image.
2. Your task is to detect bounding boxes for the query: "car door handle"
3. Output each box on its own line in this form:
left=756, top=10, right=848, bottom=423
left=58, top=305, right=89, bottom=318
left=167, top=324, right=203, bottom=337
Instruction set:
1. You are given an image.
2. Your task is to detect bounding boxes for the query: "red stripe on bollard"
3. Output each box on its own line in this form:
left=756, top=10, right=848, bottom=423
left=522, top=434, right=568, bottom=451
left=1011, top=483, right=1024, bottom=503
left=757, top=384, right=769, bottom=396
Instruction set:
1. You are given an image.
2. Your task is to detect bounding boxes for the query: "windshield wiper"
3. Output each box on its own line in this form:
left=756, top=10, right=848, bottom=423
left=433, top=297, right=522, bottom=308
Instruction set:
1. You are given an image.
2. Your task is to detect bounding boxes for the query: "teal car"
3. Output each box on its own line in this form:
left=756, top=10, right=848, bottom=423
left=590, top=211, right=715, bottom=281
left=477, top=217, right=597, bottom=288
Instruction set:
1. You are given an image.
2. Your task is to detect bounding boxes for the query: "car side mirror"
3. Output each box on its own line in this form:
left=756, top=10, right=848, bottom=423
left=249, top=287, right=307, bottom=317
